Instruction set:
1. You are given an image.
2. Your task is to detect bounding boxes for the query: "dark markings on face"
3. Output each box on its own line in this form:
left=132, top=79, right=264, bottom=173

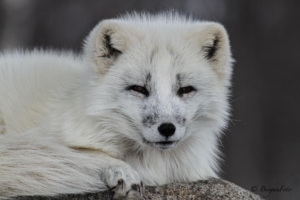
left=176, top=74, right=182, bottom=88
left=175, top=116, right=186, bottom=125
left=142, top=113, right=158, bottom=128
left=145, top=73, right=151, bottom=86
left=176, top=73, right=190, bottom=87
left=144, top=73, right=152, bottom=93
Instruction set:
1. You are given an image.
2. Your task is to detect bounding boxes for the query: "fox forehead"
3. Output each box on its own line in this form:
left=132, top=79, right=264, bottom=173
left=117, top=44, right=211, bottom=90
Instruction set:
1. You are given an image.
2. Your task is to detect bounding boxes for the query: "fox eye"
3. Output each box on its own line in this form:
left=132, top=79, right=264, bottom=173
left=127, top=85, right=149, bottom=96
left=177, top=86, right=196, bottom=97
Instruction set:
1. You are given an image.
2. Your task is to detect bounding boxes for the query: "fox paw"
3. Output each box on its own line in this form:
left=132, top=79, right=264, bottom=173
left=104, top=165, right=144, bottom=200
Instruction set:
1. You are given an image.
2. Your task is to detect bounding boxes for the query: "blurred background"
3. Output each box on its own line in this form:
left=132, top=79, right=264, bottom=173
left=0, top=0, right=299, bottom=199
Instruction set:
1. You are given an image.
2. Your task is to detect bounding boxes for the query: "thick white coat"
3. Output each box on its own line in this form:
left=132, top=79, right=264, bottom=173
left=0, top=13, right=233, bottom=199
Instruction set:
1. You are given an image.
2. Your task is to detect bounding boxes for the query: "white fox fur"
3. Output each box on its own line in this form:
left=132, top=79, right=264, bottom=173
left=0, top=12, right=233, bottom=199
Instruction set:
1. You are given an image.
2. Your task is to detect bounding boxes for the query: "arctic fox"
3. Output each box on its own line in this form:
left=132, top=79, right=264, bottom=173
left=0, top=13, right=233, bottom=199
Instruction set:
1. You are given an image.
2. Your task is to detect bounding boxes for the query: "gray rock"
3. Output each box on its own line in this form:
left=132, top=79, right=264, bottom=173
left=15, top=178, right=263, bottom=200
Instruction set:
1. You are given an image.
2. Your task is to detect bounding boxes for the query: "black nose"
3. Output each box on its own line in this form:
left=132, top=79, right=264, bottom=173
left=158, top=123, right=176, bottom=137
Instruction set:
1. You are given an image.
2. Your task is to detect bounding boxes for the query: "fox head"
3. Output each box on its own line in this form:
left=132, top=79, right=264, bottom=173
left=83, top=13, right=233, bottom=151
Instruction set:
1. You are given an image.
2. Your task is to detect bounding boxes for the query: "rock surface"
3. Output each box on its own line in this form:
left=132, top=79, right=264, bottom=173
left=15, top=178, right=263, bottom=200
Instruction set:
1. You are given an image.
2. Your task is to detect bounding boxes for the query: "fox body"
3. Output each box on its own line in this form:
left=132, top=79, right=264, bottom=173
left=0, top=13, right=233, bottom=199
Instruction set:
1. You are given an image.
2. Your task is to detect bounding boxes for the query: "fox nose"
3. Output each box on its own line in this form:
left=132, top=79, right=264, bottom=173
left=158, top=123, right=176, bottom=137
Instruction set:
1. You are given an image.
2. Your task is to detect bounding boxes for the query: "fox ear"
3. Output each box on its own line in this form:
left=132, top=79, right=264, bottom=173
left=196, top=23, right=232, bottom=77
left=84, top=20, right=130, bottom=75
